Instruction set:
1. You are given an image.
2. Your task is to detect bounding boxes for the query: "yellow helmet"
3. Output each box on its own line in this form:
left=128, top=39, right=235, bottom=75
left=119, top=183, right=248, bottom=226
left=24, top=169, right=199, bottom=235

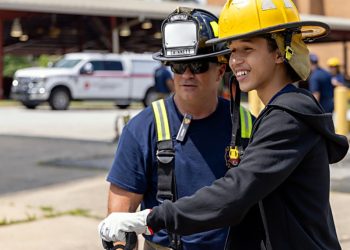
left=208, top=0, right=329, bottom=45
left=327, top=57, right=341, bottom=67
left=207, top=0, right=330, bottom=81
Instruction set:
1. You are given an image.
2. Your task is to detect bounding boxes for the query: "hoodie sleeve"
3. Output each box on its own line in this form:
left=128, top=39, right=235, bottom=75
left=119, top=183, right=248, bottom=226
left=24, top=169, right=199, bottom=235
left=147, top=108, right=319, bottom=235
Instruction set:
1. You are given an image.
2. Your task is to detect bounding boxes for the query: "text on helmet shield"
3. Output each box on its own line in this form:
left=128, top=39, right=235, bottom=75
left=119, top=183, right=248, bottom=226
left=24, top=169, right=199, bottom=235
left=170, top=14, right=188, bottom=22
left=166, top=48, right=195, bottom=56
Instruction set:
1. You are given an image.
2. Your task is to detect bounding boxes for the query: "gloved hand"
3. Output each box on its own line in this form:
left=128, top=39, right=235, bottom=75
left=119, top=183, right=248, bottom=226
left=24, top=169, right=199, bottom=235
left=98, top=209, right=152, bottom=242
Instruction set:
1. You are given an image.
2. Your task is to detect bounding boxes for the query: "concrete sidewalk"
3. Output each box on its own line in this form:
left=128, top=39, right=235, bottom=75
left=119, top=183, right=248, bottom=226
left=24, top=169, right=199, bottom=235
left=0, top=175, right=349, bottom=249
left=0, top=175, right=109, bottom=250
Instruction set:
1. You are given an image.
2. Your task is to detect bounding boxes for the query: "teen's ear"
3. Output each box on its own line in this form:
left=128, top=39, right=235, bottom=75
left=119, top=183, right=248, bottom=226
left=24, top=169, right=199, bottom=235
left=275, top=50, right=284, bottom=64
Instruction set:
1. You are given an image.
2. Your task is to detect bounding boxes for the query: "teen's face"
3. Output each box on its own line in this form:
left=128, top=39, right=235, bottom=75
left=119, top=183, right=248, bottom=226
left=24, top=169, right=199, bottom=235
left=172, top=62, right=226, bottom=103
left=228, top=37, right=280, bottom=92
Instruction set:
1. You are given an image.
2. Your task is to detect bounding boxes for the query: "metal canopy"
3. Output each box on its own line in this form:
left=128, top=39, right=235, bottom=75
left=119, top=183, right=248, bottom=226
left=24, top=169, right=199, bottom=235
left=1, top=0, right=350, bottom=41
left=1, top=13, right=166, bottom=55
left=0, top=0, right=223, bottom=55
left=1, top=0, right=350, bottom=56
left=0, top=0, right=222, bottom=19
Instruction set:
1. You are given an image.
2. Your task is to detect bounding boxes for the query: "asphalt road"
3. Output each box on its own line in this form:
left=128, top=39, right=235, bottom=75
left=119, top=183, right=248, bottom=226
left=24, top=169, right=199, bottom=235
left=1, top=105, right=350, bottom=196
left=0, top=135, right=114, bottom=195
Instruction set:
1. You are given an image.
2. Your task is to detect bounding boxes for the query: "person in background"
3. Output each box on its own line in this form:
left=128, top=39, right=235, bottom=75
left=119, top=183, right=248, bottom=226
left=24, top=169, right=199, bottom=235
left=327, top=57, right=347, bottom=87
left=98, top=1, right=349, bottom=249
left=100, top=7, right=252, bottom=250
left=154, top=63, right=174, bottom=100
left=309, top=53, right=335, bottom=113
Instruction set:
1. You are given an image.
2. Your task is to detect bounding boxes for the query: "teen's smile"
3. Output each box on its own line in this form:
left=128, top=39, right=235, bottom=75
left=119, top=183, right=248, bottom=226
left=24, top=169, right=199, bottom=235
left=235, top=69, right=249, bottom=82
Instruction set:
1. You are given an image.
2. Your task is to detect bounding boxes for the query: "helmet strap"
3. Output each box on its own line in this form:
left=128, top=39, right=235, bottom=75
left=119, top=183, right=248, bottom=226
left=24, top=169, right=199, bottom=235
left=227, top=75, right=243, bottom=168
left=283, top=31, right=294, bottom=61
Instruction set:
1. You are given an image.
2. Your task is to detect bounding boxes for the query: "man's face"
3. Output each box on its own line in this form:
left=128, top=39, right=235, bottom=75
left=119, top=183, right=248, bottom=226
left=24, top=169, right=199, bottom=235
left=329, top=66, right=338, bottom=75
left=228, top=37, right=281, bottom=93
left=170, top=60, right=226, bottom=103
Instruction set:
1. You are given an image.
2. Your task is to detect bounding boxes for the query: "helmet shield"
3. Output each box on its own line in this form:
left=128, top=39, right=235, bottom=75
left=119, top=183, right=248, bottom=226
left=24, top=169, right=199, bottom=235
left=163, top=21, right=198, bottom=57
left=153, top=7, right=230, bottom=62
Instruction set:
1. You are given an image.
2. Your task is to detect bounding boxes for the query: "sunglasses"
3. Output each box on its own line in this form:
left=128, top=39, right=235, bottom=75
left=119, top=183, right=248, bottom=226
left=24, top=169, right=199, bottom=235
left=169, top=60, right=217, bottom=75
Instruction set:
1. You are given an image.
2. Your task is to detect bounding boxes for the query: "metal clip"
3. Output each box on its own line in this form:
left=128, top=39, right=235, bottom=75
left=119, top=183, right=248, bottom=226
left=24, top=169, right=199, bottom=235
left=229, top=146, right=239, bottom=159
left=225, top=146, right=241, bottom=168
left=156, top=149, right=175, bottom=164
left=285, top=46, right=294, bottom=61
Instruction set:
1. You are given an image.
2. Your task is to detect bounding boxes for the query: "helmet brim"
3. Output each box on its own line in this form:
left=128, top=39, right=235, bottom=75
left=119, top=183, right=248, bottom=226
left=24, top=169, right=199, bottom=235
left=206, top=21, right=330, bottom=45
left=152, top=48, right=231, bottom=62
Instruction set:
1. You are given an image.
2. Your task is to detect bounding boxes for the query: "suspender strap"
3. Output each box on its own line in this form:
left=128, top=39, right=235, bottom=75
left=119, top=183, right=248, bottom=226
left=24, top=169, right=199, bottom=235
left=152, top=99, right=176, bottom=203
left=156, top=140, right=175, bottom=202
left=152, top=99, right=171, bottom=141
left=152, top=99, right=182, bottom=250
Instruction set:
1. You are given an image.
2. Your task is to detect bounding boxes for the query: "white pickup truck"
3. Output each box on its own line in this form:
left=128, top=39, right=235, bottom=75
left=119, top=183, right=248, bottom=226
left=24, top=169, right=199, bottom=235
left=11, top=52, right=160, bottom=110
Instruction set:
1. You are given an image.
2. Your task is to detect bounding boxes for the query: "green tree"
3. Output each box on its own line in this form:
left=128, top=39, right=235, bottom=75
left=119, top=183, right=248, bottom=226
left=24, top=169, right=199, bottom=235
left=3, top=55, right=32, bottom=78
left=3, top=54, right=61, bottom=78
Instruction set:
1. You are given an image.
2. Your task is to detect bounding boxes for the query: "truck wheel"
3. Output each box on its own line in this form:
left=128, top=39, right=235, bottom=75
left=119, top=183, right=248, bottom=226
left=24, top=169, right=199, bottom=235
left=143, top=88, right=158, bottom=107
left=49, top=88, right=70, bottom=110
left=22, top=101, right=39, bottom=109
left=116, top=104, right=130, bottom=109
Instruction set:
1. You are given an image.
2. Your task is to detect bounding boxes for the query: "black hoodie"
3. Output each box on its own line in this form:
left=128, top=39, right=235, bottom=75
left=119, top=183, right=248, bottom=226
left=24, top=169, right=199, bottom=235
left=147, top=87, right=349, bottom=250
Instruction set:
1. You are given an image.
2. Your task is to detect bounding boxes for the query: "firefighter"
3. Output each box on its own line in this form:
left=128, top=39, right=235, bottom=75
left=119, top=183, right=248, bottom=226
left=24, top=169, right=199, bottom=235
left=98, top=1, right=349, bottom=249
left=99, top=7, right=252, bottom=250
left=327, top=57, right=347, bottom=87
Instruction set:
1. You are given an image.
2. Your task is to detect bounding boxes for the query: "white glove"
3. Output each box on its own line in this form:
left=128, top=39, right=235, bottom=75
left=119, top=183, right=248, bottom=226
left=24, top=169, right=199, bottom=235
left=98, top=209, right=152, bottom=242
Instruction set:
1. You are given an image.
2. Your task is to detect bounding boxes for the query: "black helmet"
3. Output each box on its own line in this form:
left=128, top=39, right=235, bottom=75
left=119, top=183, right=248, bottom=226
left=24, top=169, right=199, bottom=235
left=153, top=7, right=230, bottom=63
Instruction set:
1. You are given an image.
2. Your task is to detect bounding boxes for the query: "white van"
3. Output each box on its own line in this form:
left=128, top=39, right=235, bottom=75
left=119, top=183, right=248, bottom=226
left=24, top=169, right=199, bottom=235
left=11, top=52, right=160, bottom=110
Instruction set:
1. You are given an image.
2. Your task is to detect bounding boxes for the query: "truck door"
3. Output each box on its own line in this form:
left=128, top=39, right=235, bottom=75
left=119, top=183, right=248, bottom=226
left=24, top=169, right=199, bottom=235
left=100, top=60, right=128, bottom=99
left=77, top=60, right=126, bottom=99
left=129, top=60, right=159, bottom=100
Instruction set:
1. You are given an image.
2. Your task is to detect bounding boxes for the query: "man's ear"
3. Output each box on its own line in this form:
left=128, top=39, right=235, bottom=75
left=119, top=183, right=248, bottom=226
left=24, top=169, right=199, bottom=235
left=217, top=64, right=226, bottom=81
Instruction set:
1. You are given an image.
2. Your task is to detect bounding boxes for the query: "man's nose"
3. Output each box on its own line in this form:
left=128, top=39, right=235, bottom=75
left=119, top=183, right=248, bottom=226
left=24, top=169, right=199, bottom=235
left=182, top=66, right=195, bottom=77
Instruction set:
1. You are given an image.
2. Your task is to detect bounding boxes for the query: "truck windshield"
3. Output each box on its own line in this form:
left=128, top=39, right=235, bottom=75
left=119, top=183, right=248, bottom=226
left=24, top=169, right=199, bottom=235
left=53, top=59, right=81, bottom=68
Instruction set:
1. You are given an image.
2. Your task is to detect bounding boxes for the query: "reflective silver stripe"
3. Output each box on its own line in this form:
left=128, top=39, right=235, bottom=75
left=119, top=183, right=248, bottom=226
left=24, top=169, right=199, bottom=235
left=157, top=101, right=166, bottom=141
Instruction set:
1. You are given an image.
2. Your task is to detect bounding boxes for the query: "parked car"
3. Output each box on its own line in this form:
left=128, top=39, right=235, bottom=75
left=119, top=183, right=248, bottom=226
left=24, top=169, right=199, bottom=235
left=10, top=52, right=160, bottom=110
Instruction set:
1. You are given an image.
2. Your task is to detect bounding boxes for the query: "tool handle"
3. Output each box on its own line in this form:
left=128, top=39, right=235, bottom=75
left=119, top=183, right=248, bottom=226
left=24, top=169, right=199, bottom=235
left=102, top=232, right=138, bottom=250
